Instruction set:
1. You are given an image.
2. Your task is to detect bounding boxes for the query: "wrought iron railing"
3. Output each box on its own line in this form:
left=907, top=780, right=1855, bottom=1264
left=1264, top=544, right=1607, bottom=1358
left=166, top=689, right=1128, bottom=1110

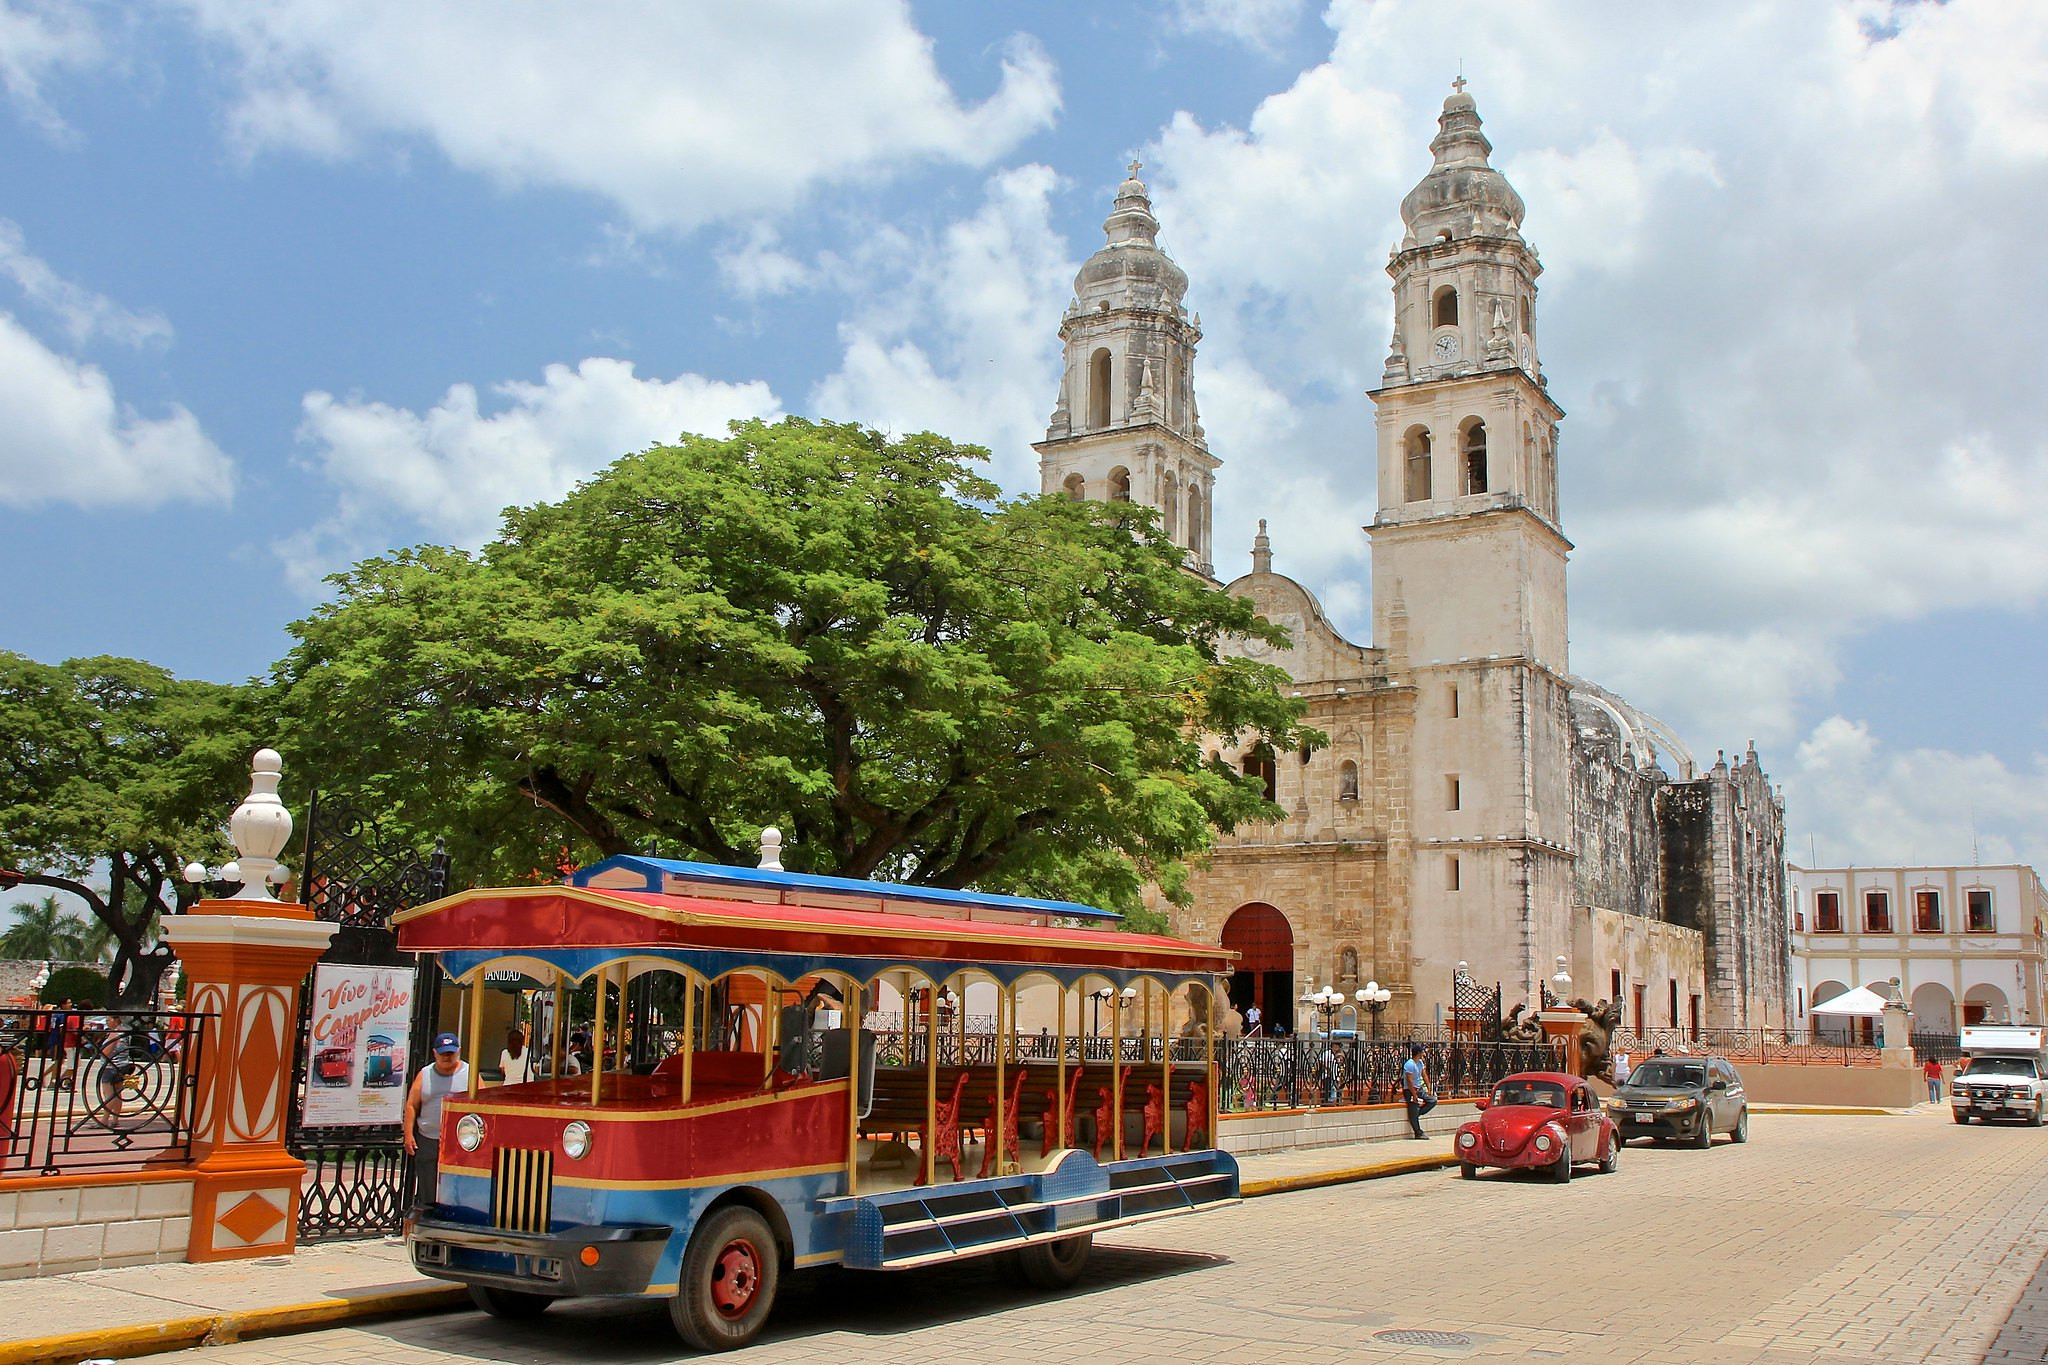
left=1215, top=1035, right=1565, bottom=1112
left=0, top=1008, right=210, bottom=1175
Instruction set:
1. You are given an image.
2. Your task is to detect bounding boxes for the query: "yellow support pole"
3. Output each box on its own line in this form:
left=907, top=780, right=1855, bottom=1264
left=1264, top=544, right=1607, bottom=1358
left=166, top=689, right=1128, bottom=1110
left=1158, top=979, right=1171, bottom=1154
left=924, top=974, right=941, bottom=1186
left=993, top=982, right=1007, bottom=1177
left=763, top=971, right=780, bottom=1086
left=1055, top=981, right=1068, bottom=1152
left=591, top=966, right=608, bottom=1107
left=1113, top=983, right=1124, bottom=1163
left=845, top=978, right=862, bottom=1195
left=680, top=975, right=696, bottom=1105
left=899, top=971, right=912, bottom=1062
left=1205, top=979, right=1218, bottom=1150
left=549, top=976, right=566, bottom=1081
left=465, top=979, right=484, bottom=1098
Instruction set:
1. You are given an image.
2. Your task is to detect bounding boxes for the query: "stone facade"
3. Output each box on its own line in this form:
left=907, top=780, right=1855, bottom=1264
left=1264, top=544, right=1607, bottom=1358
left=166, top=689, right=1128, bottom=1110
left=1060, top=88, right=1790, bottom=1036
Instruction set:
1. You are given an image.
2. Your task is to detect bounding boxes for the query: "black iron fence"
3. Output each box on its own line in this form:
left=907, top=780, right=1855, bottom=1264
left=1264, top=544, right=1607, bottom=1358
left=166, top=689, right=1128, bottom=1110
left=0, top=1007, right=210, bottom=1175
left=1217, top=1034, right=1564, bottom=1111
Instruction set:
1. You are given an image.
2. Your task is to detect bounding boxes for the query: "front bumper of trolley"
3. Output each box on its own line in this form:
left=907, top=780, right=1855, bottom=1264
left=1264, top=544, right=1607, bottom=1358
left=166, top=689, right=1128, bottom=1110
left=411, top=1217, right=670, bottom=1297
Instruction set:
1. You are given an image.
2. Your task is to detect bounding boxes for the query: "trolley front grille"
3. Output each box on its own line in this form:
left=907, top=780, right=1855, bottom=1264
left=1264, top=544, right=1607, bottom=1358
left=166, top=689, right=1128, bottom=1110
left=492, top=1147, right=553, bottom=1233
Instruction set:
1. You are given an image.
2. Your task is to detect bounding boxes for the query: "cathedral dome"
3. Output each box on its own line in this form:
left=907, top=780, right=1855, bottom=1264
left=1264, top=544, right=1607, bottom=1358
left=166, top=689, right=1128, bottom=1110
left=1399, top=84, right=1526, bottom=245
left=1074, top=162, right=1188, bottom=307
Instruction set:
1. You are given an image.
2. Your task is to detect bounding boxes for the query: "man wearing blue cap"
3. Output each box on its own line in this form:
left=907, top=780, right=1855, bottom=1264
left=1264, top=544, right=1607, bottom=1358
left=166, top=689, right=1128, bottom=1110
left=402, top=1032, right=469, bottom=1226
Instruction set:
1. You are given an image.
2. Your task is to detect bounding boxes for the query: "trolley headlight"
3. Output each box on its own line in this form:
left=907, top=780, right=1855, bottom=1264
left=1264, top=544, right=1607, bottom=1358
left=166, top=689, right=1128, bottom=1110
left=1532, top=1132, right=1554, bottom=1153
left=1457, top=1131, right=1477, bottom=1149
left=454, top=1113, right=485, bottom=1152
left=561, top=1120, right=593, bottom=1160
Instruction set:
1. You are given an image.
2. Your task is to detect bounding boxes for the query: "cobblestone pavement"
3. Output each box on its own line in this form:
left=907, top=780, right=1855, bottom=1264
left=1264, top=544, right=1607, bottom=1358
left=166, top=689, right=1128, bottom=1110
left=161, top=1108, right=2048, bottom=1364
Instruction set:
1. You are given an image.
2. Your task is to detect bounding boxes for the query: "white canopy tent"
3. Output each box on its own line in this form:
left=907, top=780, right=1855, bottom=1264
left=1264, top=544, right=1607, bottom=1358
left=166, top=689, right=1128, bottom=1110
left=1809, top=984, right=1898, bottom=1017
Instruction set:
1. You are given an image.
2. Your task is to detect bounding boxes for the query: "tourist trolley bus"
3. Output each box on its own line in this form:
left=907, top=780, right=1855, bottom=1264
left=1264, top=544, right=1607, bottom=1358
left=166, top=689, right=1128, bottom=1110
left=394, top=841, right=1239, bottom=1351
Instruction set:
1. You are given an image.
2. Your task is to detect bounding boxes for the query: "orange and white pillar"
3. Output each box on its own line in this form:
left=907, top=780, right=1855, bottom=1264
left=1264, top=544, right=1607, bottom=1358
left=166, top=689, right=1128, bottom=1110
left=162, top=748, right=338, bottom=1262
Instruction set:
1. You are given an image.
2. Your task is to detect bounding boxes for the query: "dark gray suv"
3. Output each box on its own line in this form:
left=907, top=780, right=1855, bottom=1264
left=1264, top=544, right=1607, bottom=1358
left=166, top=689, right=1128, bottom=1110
left=1607, top=1055, right=1750, bottom=1147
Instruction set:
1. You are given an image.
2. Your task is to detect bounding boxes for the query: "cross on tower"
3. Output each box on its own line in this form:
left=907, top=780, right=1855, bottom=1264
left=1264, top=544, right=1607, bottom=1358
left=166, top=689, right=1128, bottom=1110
left=1452, top=74, right=1467, bottom=93
left=1127, top=159, right=1143, bottom=179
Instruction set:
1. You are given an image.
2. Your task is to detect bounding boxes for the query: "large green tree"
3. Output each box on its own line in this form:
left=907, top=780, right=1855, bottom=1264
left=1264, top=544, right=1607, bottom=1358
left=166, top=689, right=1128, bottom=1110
left=278, top=418, right=1314, bottom=913
left=0, top=652, right=259, bottom=1004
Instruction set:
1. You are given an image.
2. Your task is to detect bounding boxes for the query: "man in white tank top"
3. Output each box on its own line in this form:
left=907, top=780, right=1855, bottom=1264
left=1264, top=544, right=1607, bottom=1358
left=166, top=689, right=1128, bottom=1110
left=403, top=1032, right=470, bottom=1224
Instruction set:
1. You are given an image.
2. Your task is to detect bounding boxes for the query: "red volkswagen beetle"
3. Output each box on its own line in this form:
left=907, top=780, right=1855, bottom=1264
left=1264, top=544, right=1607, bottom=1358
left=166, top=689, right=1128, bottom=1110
left=1455, top=1071, right=1619, bottom=1182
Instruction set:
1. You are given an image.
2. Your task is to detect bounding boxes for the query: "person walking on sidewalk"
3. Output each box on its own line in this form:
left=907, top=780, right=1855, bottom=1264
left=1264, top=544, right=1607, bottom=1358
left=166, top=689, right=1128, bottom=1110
left=1402, top=1042, right=1437, bottom=1139
left=1924, top=1055, right=1944, bottom=1104
left=402, top=1033, right=470, bottom=1225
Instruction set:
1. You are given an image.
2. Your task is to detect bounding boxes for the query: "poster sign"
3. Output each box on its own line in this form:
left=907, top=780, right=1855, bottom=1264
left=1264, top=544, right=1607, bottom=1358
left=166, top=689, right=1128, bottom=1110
left=303, top=964, right=416, bottom=1128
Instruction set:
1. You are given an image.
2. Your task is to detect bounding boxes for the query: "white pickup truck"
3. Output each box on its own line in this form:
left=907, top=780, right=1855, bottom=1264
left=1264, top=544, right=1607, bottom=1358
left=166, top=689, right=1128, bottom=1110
left=1952, top=1026, right=2047, bottom=1126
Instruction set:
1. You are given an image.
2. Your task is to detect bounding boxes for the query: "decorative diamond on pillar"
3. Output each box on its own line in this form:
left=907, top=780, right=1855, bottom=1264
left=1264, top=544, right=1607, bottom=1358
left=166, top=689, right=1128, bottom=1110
left=217, top=1191, right=286, bottom=1246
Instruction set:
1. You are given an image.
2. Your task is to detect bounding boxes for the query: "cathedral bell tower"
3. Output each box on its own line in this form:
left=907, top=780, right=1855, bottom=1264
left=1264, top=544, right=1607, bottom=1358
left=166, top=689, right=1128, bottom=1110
left=1367, top=84, right=1574, bottom=1005
left=1035, top=163, right=1219, bottom=578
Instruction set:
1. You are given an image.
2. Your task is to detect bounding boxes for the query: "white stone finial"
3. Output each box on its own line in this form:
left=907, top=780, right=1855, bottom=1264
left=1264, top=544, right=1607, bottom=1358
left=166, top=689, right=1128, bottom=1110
left=228, top=747, right=292, bottom=901
left=758, top=827, right=784, bottom=871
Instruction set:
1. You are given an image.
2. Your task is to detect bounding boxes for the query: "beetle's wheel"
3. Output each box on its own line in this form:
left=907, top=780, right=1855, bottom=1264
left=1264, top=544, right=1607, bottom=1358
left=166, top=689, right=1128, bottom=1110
left=671, top=1205, right=780, bottom=1352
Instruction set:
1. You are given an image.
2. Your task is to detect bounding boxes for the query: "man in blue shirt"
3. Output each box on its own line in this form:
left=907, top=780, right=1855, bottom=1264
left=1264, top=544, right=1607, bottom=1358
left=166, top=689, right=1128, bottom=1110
left=1402, top=1042, right=1437, bottom=1138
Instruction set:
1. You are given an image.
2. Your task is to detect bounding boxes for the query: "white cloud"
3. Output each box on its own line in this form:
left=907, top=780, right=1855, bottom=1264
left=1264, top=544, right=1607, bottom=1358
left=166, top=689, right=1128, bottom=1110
left=174, top=0, right=1061, bottom=233
left=1790, top=717, right=2048, bottom=871
left=1169, top=0, right=1311, bottom=53
left=0, top=0, right=101, bottom=135
left=0, top=311, right=231, bottom=508
left=282, top=357, right=782, bottom=589
left=811, top=163, right=1075, bottom=493
left=0, top=218, right=172, bottom=347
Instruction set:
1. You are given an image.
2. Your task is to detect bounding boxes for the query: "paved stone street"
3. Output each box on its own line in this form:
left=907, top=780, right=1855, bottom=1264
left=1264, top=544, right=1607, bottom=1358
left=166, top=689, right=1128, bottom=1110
left=161, top=1109, right=2048, bottom=1364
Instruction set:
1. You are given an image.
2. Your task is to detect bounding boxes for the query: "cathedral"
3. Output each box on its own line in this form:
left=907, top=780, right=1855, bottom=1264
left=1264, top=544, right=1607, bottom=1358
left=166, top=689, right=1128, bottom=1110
left=1034, top=86, right=1791, bottom=1036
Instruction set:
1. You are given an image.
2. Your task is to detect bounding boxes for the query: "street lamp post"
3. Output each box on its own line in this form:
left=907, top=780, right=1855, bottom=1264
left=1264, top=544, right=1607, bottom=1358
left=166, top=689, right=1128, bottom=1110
left=1357, top=980, right=1391, bottom=1039
left=1092, top=986, right=1113, bottom=1056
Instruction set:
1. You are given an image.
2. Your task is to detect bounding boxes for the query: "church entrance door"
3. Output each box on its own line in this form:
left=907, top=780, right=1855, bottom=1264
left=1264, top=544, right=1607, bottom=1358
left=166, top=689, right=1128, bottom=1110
left=1221, top=903, right=1293, bottom=1035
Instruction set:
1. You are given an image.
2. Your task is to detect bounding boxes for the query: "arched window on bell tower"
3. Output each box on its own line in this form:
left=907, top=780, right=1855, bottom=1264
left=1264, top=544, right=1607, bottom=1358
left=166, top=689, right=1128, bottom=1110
left=1089, top=348, right=1113, bottom=428
left=1462, top=419, right=1488, bottom=495
left=1062, top=473, right=1085, bottom=501
left=1108, top=466, right=1131, bottom=501
left=1187, top=486, right=1204, bottom=561
left=1433, top=286, right=1459, bottom=327
left=1404, top=427, right=1433, bottom=502
left=1162, top=474, right=1179, bottom=541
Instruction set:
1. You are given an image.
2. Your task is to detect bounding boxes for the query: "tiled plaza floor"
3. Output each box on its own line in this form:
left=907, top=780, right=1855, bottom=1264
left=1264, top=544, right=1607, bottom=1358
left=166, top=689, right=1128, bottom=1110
left=109, top=1106, right=2048, bottom=1363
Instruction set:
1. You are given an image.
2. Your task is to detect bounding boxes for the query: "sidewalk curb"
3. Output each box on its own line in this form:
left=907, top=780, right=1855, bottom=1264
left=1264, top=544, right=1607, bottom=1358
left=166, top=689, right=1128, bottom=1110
left=1749, top=1104, right=1901, bottom=1116
left=6, top=1155, right=1455, bottom=1365
left=1240, top=1151, right=1457, bottom=1197
left=0, top=1283, right=468, bottom=1365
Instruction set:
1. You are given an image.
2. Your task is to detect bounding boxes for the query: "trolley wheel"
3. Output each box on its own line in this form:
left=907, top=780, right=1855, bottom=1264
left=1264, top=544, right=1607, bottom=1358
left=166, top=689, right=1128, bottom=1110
left=1016, top=1232, right=1093, bottom=1290
left=1460, top=1161, right=1477, bottom=1180
left=670, top=1204, right=779, bottom=1353
left=468, top=1284, right=552, bottom=1319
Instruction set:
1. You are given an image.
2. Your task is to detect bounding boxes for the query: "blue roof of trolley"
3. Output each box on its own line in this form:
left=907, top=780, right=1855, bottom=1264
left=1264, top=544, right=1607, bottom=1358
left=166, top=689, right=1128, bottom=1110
left=566, top=854, right=1123, bottom=923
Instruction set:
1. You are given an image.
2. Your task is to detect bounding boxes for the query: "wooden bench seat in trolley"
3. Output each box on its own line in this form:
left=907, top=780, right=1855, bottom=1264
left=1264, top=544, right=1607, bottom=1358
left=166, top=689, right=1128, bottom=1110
left=858, top=1062, right=1217, bottom=1176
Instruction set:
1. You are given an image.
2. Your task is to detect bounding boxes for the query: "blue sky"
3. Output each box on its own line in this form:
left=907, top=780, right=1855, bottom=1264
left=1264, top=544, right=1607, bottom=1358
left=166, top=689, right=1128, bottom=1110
left=4, top=0, right=2047, bottom=882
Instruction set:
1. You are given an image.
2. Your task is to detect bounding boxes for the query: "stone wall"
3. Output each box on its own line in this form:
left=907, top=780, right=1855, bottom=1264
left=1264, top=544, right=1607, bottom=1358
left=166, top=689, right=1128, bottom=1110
left=1219, top=1098, right=1476, bottom=1154
left=0, top=1174, right=194, bottom=1279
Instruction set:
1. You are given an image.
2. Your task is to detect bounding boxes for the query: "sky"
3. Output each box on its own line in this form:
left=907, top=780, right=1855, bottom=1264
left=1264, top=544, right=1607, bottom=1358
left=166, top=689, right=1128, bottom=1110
left=3, top=0, right=2046, bottom=885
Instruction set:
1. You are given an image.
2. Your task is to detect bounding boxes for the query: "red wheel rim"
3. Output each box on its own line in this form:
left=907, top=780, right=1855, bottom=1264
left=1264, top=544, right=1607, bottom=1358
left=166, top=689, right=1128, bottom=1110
left=709, top=1237, right=762, bottom=1319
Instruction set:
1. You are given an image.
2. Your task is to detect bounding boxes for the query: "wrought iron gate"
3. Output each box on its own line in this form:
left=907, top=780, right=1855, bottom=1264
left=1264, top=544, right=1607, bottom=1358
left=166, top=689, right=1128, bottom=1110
left=287, top=792, right=449, bottom=1240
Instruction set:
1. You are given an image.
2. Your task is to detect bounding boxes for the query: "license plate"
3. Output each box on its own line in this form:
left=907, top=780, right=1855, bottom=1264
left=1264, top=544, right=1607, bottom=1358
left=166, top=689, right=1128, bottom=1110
left=1632, top=1111, right=1653, bottom=1122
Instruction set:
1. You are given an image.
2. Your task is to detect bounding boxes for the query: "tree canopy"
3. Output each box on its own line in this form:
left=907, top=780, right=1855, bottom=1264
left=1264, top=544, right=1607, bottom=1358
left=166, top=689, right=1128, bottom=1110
left=278, top=418, right=1314, bottom=914
left=0, top=652, right=258, bottom=1003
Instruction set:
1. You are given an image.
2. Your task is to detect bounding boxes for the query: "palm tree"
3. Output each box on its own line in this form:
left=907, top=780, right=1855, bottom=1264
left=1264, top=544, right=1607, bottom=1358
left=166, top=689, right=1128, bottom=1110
left=0, top=895, right=91, bottom=960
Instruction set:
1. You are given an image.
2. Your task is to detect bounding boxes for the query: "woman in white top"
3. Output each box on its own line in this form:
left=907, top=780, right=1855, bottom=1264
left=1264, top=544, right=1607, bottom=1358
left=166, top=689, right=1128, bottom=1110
left=498, top=1026, right=533, bottom=1085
